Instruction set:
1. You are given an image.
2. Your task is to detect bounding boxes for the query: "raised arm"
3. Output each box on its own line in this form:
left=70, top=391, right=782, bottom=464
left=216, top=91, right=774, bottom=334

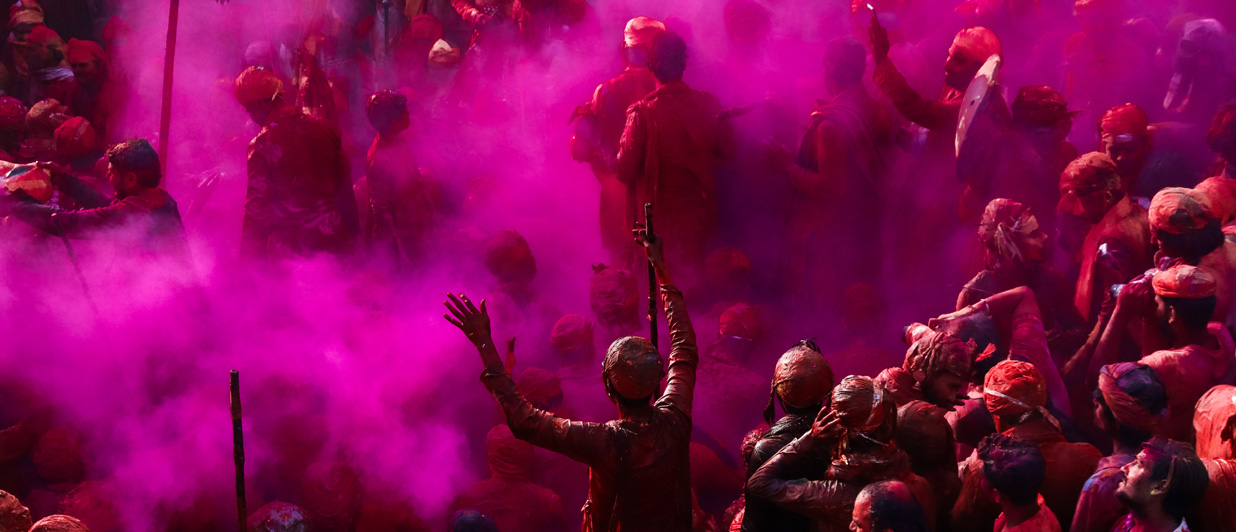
left=444, top=293, right=612, bottom=466
left=869, top=22, right=958, bottom=131
left=633, top=227, right=699, bottom=415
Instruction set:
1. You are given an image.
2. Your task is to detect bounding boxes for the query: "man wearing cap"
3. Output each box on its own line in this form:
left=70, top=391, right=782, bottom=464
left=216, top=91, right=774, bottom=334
left=445, top=228, right=697, bottom=532
left=571, top=17, right=663, bottom=264
left=953, top=359, right=1102, bottom=532
left=1071, top=362, right=1168, bottom=532
left=617, top=31, right=733, bottom=284
left=1097, top=104, right=1155, bottom=198
left=741, top=340, right=834, bottom=532
left=1057, top=152, right=1153, bottom=325
left=2, top=139, right=186, bottom=253
left=65, top=38, right=121, bottom=142
left=233, top=66, right=358, bottom=261
left=15, top=26, right=75, bottom=109
left=1148, top=187, right=1236, bottom=331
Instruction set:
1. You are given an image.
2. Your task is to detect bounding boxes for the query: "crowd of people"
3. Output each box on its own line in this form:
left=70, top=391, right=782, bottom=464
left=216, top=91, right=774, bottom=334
left=1, top=0, right=1236, bottom=531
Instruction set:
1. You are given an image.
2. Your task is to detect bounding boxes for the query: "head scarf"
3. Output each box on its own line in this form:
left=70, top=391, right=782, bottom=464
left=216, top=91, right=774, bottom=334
left=516, top=368, right=562, bottom=408
left=54, top=117, right=98, bottom=158
left=1152, top=264, right=1218, bottom=299
left=1099, top=103, right=1149, bottom=144
left=300, top=461, right=361, bottom=531
left=247, top=501, right=310, bottom=532
left=8, top=0, right=43, bottom=28
left=589, top=265, right=637, bottom=326
left=830, top=375, right=895, bottom=463
left=485, top=425, right=533, bottom=478
left=623, top=16, right=666, bottom=53
left=29, top=515, right=88, bottom=532
left=904, top=330, right=978, bottom=388
left=977, top=198, right=1039, bottom=263
left=1149, top=187, right=1214, bottom=234
left=550, top=313, right=593, bottom=357
left=1012, top=85, right=1075, bottom=128
left=1061, top=152, right=1121, bottom=191
left=1098, top=362, right=1167, bottom=434
left=764, top=340, right=834, bottom=423
left=951, top=26, right=1001, bottom=63
left=603, top=336, right=662, bottom=400
left=32, top=427, right=84, bottom=484
left=719, top=302, right=761, bottom=340
left=25, top=98, right=66, bottom=138
left=233, top=66, right=284, bottom=106
left=0, top=490, right=31, bottom=532
left=984, top=360, right=1058, bottom=429
left=482, top=230, right=536, bottom=284
left=65, top=38, right=104, bottom=66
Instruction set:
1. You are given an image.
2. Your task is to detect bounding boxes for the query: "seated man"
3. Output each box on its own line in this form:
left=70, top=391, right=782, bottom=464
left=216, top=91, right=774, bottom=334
left=2, top=138, right=186, bottom=254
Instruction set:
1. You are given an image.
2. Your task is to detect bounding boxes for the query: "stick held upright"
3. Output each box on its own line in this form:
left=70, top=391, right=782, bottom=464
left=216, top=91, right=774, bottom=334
left=230, top=370, right=246, bottom=531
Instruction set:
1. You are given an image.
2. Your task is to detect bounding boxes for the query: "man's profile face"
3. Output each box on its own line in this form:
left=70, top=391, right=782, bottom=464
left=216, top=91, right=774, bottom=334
left=1117, top=448, right=1160, bottom=507
left=926, top=372, right=968, bottom=411
left=1101, top=138, right=1149, bottom=179
left=850, top=492, right=874, bottom=532
left=944, top=47, right=984, bottom=91
left=69, top=58, right=99, bottom=82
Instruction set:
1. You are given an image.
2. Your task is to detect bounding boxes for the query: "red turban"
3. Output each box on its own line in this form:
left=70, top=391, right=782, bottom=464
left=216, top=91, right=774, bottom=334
left=1061, top=152, right=1121, bottom=190
left=768, top=341, right=834, bottom=417
left=1152, top=264, right=1217, bottom=299
left=984, top=360, right=1050, bottom=420
left=25, top=25, right=60, bottom=48
left=233, top=66, right=284, bottom=106
left=26, top=98, right=66, bottom=138
left=623, top=16, right=666, bottom=53
left=977, top=198, right=1039, bottom=263
left=0, top=491, right=31, bottom=532
left=0, top=97, right=26, bottom=135
left=248, top=501, right=310, bottom=532
left=29, top=515, right=88, bottom=532
left=550, top=314, right=593, bottom=355
left=482, top=230, right=536, bottom=284
left=516, top=368, right=562, bottom=408
left=485, top=425, right=533, bottom=478
left=1012, top=85, right=1075, bottom=128
left=301, top=461, right=361, bottom=531
left=65, top=38, right=105, bottom=66
left=589, top=265, right=637, bottom=326
left=904, top=330, right=977, bottom=386
left=33, top=427, right=84, bottom=484
left=719, top=302, right=761, bottom=340
left=407, top=14, right=444, bottom=43
left=1098, top=362, right=1166, bottom=434
left=1195, top=177, right=1236, bottom=225
left=54, top=117, right=98, bottom=158
left=1099, top=104, right=1149, bottom=144
left=1149, top=187, right=1214, bottom=234
left=951, top=26, right=1001, bottom=63
left=830, top=375, right=896, bottom=461
left=8, top=0, right=43, bottom=28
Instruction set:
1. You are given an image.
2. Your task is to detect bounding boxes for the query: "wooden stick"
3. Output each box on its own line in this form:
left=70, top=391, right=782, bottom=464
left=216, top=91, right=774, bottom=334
left=157, top=0, right=181, bottom=175
left=230, top=370, right=246, bottom=532
left=645, top=203, right=657, bottom=349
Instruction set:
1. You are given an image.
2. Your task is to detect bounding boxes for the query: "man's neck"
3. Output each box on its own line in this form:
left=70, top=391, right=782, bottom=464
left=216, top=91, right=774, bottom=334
left=1000, top=500, right=1040, bottom=529
left=1173, top=326, right=1215, bottom=350
left=1130, top=507, right=1182, bottom=532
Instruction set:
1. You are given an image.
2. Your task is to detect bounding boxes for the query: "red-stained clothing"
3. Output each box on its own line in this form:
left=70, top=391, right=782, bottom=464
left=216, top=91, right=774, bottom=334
left=1074, top=197, right=1153, bottom=324
left=872, top=57, right=961, bottom=160
left=1188, top=459, right=1236, bottom=532
left=1069, top=453, right=1135, bottom=532
left=8, top=174, right=185, bottom=253
left=362, top=131, right=442, bottom=268
left=742, top=414, right=819, bottom=532
left=998, top=496, right=1061, bottom=532
left=1198, top=241, right=1236, bottom=332
left=617, top=81, right=733, bottom=273
left=953, top=420, right=1103, bottom=532
left=746, top=437, right=936, bottom=532
left=242, top=105, right=358, bottom=259
left=897, top=400, right=961, bottom=527
left=786, top=85, right=892, bottom=295
left=1141, top=323, right=1236, bottom=443
left=481, top=284, right=697, bottom=532
left=451, top=476, right=569, bottom=532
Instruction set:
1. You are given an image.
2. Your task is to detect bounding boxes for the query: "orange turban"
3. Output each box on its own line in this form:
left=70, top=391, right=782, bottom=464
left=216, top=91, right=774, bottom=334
left=984, top=359, right=1048, bottom=419
left=1149, top=187, right=1214, bottom=234
left=624, top=16, right=666, bottom=52
left=1099, top=104, right=1149, bottom=144
left=1152, top=264, right=1217, bottom=299
left=26, top=98, right=67, bottom=138
left=1098, top=362, right=1166, bottom=434
left=54, top=117, right=99, bottom=158
left=977, top=198, right=1039, bottom=263
left=951, top=26, right=1001, bottom=63
left=233, top=66, right=284, bottom=106
left=904, top=330, right=977, bottom=386
left=25, top=24, right=61, bottom=48
left=1195, top=176, right=1236, bottom=225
